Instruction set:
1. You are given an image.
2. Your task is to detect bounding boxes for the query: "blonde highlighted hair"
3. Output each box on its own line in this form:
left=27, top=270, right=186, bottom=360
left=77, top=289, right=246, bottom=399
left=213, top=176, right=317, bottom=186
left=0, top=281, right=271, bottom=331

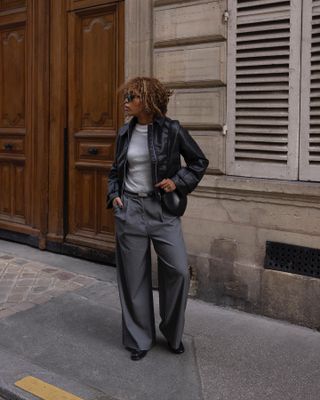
left=120, top=77, right=173, bottom=117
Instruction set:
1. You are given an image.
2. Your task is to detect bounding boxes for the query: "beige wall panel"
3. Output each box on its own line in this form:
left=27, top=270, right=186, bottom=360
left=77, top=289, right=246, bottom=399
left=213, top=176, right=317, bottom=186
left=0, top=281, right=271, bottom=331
left=182, top=215, right=258, bottom=265
left=191, top=198, right=320, bottom=236
left=261, top=269, right=320, bottom=328
left=167, top=88, right=225, bottom=127
left=193, top=134, right=225, bottom=174
left=154, top=1, right=226, bottom=43
left=154, top=43, right=226, bottom=84
left=125, top=0, right=152, bottom=79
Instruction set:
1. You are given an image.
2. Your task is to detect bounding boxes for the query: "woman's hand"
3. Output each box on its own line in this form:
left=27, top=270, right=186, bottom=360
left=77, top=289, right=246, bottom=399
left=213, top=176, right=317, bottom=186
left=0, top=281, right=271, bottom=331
left=155, top=178, right=176, bottom=192
left=113, top=197, right=123, bottom=208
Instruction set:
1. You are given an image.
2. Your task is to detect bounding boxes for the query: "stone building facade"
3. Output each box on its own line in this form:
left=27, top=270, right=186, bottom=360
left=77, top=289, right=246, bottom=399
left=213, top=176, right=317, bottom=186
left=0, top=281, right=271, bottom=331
left=127, top=0, right=320, bottom=330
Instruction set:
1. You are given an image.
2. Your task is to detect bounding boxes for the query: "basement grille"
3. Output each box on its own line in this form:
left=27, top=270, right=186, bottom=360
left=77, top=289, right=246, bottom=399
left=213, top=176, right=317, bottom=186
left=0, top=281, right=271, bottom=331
left=264, top=241, right=320, bottom=279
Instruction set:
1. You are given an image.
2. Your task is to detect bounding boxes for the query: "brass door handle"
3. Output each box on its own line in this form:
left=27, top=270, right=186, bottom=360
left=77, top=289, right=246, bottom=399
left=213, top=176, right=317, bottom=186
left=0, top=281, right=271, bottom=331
left=4, top=143, right=13, bottom=151
left=88, top=147, right=98, bottom=155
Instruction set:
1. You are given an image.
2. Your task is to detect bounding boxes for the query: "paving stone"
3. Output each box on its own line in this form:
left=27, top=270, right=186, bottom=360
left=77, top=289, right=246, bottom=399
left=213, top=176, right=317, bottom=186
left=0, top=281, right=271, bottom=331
left=64, top=282, right=83, bottom=291
left=14, top=259, right=29, bottom=265
left=72, top=275, right=96, bottom=286
left=21, top=272, right=37, bottom=279
left=28, top=294, right=53, bottom=304
left=15, top=279, right=34, bottom=286
left=42, top=267, right=59, bottom=274
left=9, top=286, right=29, bottom=294
left=0, top=308, right=15, bottom=318
left=0, top=255, right=14, bottom=260
left=11, top=302, right=34, bottom=313
left=7, top=295, right=24, bottom=303
left=31, top=287, right=50, bottom=294
left=2, top=274, right=17, bottom=280
left=0, top=281, right=15, bottom=288
left=34, top=278, right=53, bottom=286
left=21, top=267, right=41, bottom=274
left=53, top=271, right=77, bottom=281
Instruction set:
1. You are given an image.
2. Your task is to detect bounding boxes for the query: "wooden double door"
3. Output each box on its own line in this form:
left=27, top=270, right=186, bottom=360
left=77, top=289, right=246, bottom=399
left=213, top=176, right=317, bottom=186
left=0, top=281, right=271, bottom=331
left=0, top=0, right=124, bottom=260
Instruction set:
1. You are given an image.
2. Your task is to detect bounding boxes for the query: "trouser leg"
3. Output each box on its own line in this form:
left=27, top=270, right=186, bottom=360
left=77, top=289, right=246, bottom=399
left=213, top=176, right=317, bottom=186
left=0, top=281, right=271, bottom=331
left=115, top=196, right=155, bottom=351
left=151, top=214, right=190, bottom=349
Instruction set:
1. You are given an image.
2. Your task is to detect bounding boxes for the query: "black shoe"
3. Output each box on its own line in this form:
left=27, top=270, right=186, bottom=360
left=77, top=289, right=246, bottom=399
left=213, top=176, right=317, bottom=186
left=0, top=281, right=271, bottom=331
left=130, top=349, right=148, bottom=361
left=167, top=341, right=185, bottom=354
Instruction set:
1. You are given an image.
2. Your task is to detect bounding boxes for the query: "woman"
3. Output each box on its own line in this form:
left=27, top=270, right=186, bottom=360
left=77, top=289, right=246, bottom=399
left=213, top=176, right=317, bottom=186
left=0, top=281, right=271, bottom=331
left=107, top=77, right=208, bottom=361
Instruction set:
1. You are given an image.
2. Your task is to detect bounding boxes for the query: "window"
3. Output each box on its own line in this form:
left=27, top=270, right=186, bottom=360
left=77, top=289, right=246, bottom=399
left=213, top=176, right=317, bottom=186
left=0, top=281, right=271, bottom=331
left=226, top=0, right=320, bottom=182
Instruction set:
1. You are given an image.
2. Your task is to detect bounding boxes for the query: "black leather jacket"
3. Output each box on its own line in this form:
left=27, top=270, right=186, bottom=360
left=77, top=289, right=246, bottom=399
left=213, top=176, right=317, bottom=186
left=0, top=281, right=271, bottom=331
left=107, top=115, right=209, bottom=208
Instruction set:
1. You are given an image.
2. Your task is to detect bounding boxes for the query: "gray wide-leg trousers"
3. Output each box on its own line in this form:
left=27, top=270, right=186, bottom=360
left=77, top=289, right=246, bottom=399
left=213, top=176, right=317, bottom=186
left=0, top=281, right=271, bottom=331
left=114, top=192, right=189, bottom=351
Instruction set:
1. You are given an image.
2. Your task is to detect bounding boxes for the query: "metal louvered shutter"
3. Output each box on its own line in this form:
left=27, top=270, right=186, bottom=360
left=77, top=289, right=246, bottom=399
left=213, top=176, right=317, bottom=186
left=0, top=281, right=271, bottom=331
left=300, top=0, right=320, bottom=181
left=226, top=0, right=301, bottom=179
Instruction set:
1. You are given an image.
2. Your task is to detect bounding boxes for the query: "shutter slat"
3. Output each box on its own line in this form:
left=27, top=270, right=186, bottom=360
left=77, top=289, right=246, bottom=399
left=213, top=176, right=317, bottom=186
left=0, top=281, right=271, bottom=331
left=235, top=152, right=288, bottom=161
left=236, top=49, right=290, bottom=58
left=235, top=144, right=287, bottom=152
left=236, top=136, right=288, bottom=142
left=236, top=84, right=289, bottom=91
left=235, top=127, right=288, bottom=134
left=237, top=0, right=290, bottom=9
left=237, top=23, right=289, bottom=35
left=237, top=41, right=289, bottom=50
left=236, top=110, right=288, bottom=117
left=236, top=67, right=289, bottom=74
left=236, top=94, right=288, bottom=99
left=236, top=60, right=289, bottom=68
left=236, top=102, right=289, bottom=108
left=237, top=32, right=289, bottom=42
left=236, top=118, right=288, bottom=126
left=237, top=77, right=289, bottom=83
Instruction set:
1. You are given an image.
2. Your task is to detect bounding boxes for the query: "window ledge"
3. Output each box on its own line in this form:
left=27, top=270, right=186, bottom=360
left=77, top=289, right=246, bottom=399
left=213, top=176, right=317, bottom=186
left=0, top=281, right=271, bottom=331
left=194, top=175, right=320, bottom=205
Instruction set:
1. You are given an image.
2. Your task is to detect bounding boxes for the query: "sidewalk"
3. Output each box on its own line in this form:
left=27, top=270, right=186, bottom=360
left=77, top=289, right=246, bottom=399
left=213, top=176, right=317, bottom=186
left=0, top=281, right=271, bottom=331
left=0, top=239, right=319, bottom=400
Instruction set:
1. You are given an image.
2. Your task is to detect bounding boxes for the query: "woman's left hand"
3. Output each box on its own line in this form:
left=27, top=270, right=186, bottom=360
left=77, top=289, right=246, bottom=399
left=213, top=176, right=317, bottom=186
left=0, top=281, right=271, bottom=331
left=155, top=178, right=176, bottom=192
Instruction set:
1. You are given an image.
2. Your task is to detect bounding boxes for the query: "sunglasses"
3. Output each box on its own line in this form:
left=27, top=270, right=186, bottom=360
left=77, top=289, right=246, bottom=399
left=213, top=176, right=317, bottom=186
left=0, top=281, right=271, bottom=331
left=124, top=93, right=140, bottom=103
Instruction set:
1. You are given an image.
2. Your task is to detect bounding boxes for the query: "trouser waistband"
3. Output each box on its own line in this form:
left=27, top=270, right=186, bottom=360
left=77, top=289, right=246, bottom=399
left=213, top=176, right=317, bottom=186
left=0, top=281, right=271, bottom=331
left=124, top=189, right=156, bottom=198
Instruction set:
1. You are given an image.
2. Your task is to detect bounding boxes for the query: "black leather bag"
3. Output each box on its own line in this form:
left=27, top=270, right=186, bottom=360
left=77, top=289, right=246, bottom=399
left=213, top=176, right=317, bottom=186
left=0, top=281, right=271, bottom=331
left=160, top=120, right=187, bottom=217
left=161, top=189, right=187, bottom=217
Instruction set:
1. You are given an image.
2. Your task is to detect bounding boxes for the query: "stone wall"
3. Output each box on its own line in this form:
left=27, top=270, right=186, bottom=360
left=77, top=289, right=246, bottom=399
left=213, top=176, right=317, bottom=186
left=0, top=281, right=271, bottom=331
left=153, top=0, right=227, bottom=174
left=186, top=176, right=320, bottom=330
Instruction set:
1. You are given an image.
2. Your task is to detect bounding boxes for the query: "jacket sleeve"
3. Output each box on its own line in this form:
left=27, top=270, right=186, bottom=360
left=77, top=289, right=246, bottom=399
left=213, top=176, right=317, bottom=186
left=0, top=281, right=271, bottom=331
left=170, top=124, right=209, bottom=195
left=106, top=135, right=121, bottom=209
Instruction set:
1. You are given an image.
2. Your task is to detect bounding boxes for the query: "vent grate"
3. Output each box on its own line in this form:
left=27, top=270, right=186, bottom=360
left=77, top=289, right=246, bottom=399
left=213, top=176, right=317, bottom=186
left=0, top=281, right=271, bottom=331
left=264, top=241, right=320, bottom=278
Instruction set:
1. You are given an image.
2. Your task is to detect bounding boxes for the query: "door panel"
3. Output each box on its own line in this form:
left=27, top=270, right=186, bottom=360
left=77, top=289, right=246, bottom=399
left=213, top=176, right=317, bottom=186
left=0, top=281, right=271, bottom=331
left=0, top=1, right=25, bottom=11
left=97, top=172, right=112, bottom=234
left=67, top=0, right=123, bottom=250
left=0, top=162, right=11, bottom=216
left=13, top=163, right=25, bottom=218
left=0, top=0, right=50, bottom=243
left=0, top=8, right=27, bottom=224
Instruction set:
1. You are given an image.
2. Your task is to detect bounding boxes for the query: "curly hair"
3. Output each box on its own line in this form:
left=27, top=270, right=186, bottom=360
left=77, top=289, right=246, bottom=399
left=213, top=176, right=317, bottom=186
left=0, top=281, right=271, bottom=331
left=120, top=77, right=173, bottom=117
